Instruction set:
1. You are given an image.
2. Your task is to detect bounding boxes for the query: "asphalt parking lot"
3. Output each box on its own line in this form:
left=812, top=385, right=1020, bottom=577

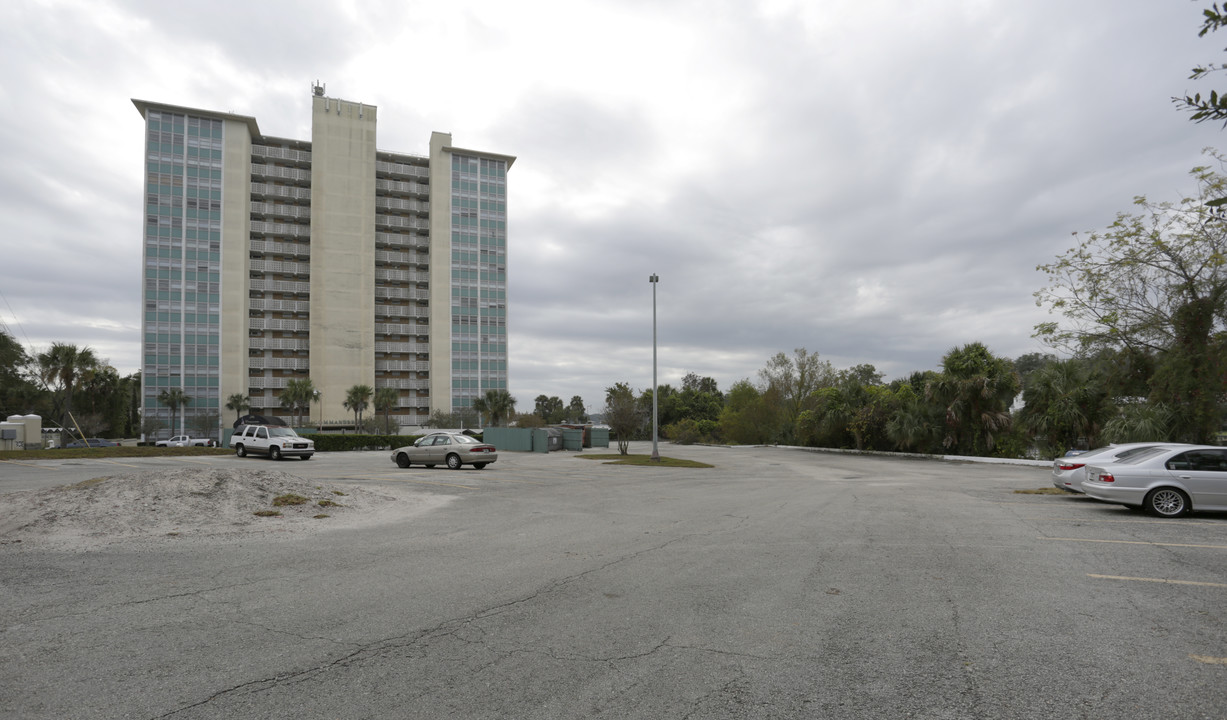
left=1, top=443, right=1225, bottom=719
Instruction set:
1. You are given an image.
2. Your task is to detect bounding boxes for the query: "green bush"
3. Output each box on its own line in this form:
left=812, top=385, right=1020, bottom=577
left=663, top=419, right=719, bottom=445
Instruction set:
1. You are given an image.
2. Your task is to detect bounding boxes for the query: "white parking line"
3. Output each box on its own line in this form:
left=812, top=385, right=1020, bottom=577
left=1088, top=574, right=1227, bottom=589
left=1043, top=537, right=1227, bottom=550
left=1190, top=654, right=1227, bottom=665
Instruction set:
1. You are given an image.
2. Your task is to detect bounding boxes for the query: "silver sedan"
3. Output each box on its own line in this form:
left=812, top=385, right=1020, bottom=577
left=1081, top=445, right=1227, bottom=517
left=390, top=432, right=499, bottom=470
left=1051, top=442, right=1189, bottom=493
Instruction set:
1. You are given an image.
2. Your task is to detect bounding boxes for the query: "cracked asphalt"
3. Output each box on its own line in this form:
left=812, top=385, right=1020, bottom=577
left=2, top=442, right=1226, bottom=719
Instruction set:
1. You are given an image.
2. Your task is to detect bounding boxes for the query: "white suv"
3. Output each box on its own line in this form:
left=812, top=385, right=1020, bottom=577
left=230, top=425, right=314, bottom=460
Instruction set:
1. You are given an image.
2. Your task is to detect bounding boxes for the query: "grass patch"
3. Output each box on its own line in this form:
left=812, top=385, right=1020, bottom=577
left=317, top=499, right=343, bottom=507
left=332, top=490, right=346, bottom=496
left=312, top=514, right=330, bottom=519
left=272, top=493, right=309, bottom=506
left=1015, top=487, right=1072, bottom=495
left=253, top=510, right=282, bottom=517
left=576, top=453, right=714, bottom=468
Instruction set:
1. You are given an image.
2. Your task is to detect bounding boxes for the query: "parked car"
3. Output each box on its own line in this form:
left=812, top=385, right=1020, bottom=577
left=230, top=424, right=314, bottom=460
left=156, top=435, right=214, bottom=447
left=1081, top=445, right=1227, bottom=517
left=391, top=432, right=498, bottom=470
left=64, top=438, right=119, bottom=448
left=1051, top=443, right=1189, bottom=493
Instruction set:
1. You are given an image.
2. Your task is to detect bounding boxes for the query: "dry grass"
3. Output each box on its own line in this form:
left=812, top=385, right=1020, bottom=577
left=576, top=454, right=714, bottom=468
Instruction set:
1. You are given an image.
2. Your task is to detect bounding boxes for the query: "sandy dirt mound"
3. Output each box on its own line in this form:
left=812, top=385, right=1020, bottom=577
left=0, top=467, right=447, bottom=549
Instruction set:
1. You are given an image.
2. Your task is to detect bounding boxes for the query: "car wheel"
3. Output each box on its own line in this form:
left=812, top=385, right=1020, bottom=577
left=473, top=462, right=487, bottom=470
left=269, top=446, right=282, bottom=461
left=1145, top=487, right=1190, bottom=518
left=446, top=453, right=462, bottom=470
left=396, top=453, right=411, bottom=468
left=235, top=444, right=246, bottom=457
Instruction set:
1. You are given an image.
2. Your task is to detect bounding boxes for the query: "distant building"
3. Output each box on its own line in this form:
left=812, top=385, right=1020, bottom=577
left=133, top=84, right=513, bottom=438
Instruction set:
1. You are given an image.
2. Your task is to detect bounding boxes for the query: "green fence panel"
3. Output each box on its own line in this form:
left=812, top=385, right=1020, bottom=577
left=590, top=428, right=610, bottom=448
left=483, top=427, right=535, bottom=452
left=562, top=428, right=583, bottom=451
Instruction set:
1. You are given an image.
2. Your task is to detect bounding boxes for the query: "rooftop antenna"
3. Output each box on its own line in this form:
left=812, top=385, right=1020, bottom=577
left=312, top=81, right=325, bottom=97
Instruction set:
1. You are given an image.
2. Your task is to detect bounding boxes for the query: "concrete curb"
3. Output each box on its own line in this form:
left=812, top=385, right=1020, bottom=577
left=764, top=444, right=1052, bottom=468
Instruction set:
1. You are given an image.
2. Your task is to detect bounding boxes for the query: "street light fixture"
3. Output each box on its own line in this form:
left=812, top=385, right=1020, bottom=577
left=650, top=273, right=660, bottom=462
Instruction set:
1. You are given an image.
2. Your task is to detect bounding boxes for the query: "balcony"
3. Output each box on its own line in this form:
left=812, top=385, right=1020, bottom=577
left=376, top=305, right=429, bottom=320
left=251, top=164, right=310, bottom=183
left=375, top=160, right=429, bottom=180
left=248, top=337, right=308, bottom=351
left=250, top=239, right=310, bottom=257
left=375, top=178, right=428, bottom=198
left=251, top=258, right=310, bottom=276
left=249, top=317, right=309, bottom=332
left=248, top=298, right=309, bottom=313
left=376, top=215, right=430, bottom=231
left=376, top=232, right=430, bottom=250
left=250, top=183, right=311, bottom=202
left=252, top=145, right=312, bottom=165
left=251, top=202, right=311, bottom=221
left=375, top=268, right=427, bottom=284
left=248, top=278, right=310, bottom=294
left=250, top=221, right=310, bottom=239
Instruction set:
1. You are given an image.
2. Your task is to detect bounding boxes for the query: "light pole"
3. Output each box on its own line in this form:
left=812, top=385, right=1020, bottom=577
left=649, top=273, right=660, bottom=461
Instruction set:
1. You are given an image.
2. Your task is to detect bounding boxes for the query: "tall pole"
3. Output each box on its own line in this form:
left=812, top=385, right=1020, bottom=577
left=650, top=274, right=660, bottom=461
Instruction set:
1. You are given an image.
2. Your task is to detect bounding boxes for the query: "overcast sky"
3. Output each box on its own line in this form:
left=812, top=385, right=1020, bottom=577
left=0, top=0, right=1221, bottom=414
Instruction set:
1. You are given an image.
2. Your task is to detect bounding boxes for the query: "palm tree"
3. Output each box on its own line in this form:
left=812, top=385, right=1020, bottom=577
left=36, top=342, right=100, bottom=432
left=925, top=343, right=1020, bottom=456
left=373, top=387, right=399, bottom=434
left=157, top=388, right=191, bottom=437
left=225, top=393, right=250, bottom=424
left=343, top=384, right=374, bottom=430
left=472, top=389, right=516, bottom=427
left=280, top=378, right=316, bottom=428
left=1017, top=359, right=1111, bottom=454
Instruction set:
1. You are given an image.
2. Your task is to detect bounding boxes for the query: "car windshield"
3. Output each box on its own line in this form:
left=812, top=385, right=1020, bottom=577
left=269, top=428, right=298, bottom=438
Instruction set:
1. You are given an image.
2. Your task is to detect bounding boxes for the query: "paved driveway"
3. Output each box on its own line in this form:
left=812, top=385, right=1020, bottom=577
left=2, top=443, right=1225, bottom=719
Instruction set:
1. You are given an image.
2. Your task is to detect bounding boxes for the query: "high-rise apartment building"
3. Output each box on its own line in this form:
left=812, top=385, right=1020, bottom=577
left=134, top=86, right=512, bottom=439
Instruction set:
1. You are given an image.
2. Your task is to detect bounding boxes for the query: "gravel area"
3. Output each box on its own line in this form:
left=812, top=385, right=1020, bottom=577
left=0, top=466, right=444, bottom=550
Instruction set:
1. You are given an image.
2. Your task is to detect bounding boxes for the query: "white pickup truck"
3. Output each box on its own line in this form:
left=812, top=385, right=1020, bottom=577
left=155, top=435, right=214, bottom=447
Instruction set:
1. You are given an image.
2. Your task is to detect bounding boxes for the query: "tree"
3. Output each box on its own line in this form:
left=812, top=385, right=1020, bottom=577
left=757, top=348, right=835, bottom=443
left=1034, top=158, right=1227, bottom=442
left=225, top=393, right=250, bottom=424
left=604, top=382, right=642, bottom=455
left=566, top=396, right=588, bottom=423
left=718, top=379, right=781, bottom=445
left=0, top=329, right=42, bottom=419
left=473, top=389, right=516, bottom=427
left=157, top=388, right=191, bottom=437
left=1016, top=358, right=1113, bottom=454
left=1174, top=3, right=1227, bottom=125
left=534, top=395, right=565, bottom=424
left=280, top=378, right=316, bottom=428
left=374, top=387, right=399, bottom=434
left=36, top=342, right=100, bottom=432
left=343, top=384, right=373, bottom=429
left=925, top=343, right=1020, bottom=456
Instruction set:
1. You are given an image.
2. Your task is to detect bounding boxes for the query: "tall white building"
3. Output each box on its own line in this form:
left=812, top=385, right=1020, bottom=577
left=134, top=86, right=512, bottom=438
